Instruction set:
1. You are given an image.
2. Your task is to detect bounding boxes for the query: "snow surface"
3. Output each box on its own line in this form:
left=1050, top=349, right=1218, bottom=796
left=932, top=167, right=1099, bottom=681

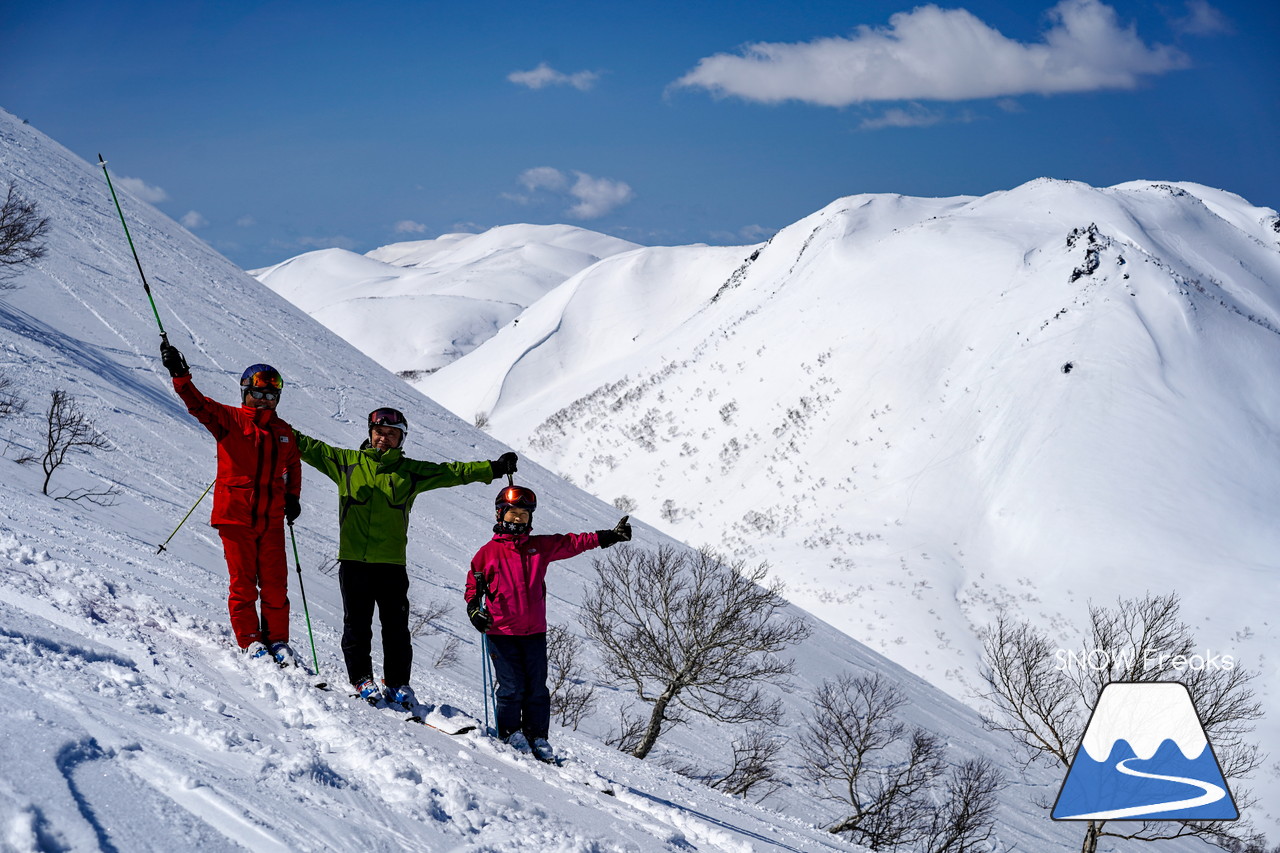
left=0, top=107, right=1171, bottom=852
left=262, top=146, right=1280, bottom=837
left=252, top=226, right=638, bottom=380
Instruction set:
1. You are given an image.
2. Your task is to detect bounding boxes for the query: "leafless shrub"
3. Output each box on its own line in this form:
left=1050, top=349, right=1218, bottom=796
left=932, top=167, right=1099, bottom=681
left=408, top=598, right=461, bottom=669
left=583, top=544, right=810, bottom=759
left=0, top=180, right=50, bottom=287
left=604, top=706, right=649, bottom=754
left=800, top=672, right=1003, bottom=852
left=675, top=725, right=787, bottom=801
left=431, top=636, right=461, bottom=670
left=22, top=390, right=118, bottom=504
left=547, top=623, right=596, bottom=730
left=408, top=599, right=451, bottom=637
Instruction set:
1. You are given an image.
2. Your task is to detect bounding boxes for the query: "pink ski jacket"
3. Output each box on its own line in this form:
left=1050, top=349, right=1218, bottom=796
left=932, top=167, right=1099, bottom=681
left=466, top=531, right=600, bottom=636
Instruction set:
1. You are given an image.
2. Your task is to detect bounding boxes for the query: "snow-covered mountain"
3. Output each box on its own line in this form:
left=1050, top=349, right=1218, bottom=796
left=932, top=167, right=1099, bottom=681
left=402, top=182, right=1280, bottom=828
left=252, top=226, right=638, bottom=380
left=419, top=182, right=1280, bottom=642
left=0, top=108, right=1175, bottom=851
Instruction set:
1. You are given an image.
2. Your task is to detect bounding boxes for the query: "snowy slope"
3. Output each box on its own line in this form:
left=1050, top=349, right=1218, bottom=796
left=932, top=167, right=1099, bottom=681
left=0, top=108, right=1154, bottom=851
left=252, top=226, right=638, bottom=379
left=416, top=181, right=1280, bottom=829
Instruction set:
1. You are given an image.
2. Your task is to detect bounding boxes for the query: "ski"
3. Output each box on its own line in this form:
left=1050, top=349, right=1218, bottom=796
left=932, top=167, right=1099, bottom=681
left=349, top=693, right=479, bottom=735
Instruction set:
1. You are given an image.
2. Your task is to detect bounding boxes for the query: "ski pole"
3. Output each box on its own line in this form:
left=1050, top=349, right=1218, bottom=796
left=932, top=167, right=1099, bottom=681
left=98, top=154, right=169, bottom=345
left=482, top=634, right=494, bottom=737
left=473, top=569, right=496, bottom=736
left=156, top=480, right=213, bottom=554
left=287, top=520, right=322, bottom=677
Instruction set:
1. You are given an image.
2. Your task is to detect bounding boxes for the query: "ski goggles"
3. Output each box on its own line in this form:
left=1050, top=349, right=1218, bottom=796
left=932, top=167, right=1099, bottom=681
left=498, top=486, right=537, bottom=511
left=369, top=407, right=408, bottom=432
left=243, top=370, right=283, bottom=390
left=246, top=388, right=280, bottom=401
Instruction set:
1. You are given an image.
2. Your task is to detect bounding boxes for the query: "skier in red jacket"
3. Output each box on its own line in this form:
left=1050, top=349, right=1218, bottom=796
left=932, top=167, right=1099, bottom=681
left=465, top=485, right=631, bottom=762
left=161, top=343, right=302, bottom=665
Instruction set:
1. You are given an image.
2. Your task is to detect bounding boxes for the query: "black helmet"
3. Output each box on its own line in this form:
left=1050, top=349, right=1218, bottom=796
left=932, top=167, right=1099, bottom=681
left=494, top=486, right=537, bottom=535
left=240, top=364, right=283, bottom=401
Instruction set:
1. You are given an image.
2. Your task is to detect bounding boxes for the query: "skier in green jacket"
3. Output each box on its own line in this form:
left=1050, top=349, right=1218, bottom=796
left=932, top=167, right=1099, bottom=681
left=295, top=406, right=517, bottom=708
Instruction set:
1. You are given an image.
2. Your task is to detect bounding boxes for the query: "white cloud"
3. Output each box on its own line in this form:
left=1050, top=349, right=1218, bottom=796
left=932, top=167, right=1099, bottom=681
left=505, top=168, right=634, bottom=220
left=674, top=0, right=1187, bottom=106
left=180, top=210, right=207, bottom=229
left=739, top=225, right=776, bottom=242
left=1172, top=0, right=1231, bottom=36
left=508, top=62, right=599, bottom=91
left=860, top=107, right=947, bottom=130
left=117, top=176, right=168, bottom=203
left=567, top=172, right=634, bottom=219
left=394, top=220, right=429, bottom=234
left=236, top=215, right=256, bottom=227
left=859, top=104, right=981, bottom=130
left=519, top=167, right=570, bottom=193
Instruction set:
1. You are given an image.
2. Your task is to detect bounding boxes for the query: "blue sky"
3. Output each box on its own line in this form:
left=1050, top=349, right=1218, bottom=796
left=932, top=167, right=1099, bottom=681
left=2, top=0, right=1277, bottom=269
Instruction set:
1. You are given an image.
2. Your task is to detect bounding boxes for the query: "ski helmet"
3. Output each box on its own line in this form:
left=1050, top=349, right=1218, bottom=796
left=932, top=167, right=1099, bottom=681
left=495, top=486, right=537, bottom=534
left=240, top=364, right=283, bottom=400
left=368, top=407, right=409, bottom=444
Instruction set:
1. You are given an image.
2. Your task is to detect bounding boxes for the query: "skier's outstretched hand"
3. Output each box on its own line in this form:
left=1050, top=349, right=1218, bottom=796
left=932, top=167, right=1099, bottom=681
left=490, top=452, right=519, bottom=478
left=160, top=342, right=189, bottom=378
left=596, top=515, right=631, bottom=548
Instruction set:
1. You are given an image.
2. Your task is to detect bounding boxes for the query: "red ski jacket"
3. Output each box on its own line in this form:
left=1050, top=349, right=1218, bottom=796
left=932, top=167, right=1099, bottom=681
left=174, top=375, right=301, bottom=530
left=466, top=531, right=600, bottom=636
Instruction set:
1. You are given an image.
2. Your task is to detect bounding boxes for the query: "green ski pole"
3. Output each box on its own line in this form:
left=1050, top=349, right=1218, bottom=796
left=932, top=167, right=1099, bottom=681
left=156, top=480, right=213, bottom=554
left=287, top=520, right=323, bottom=679
left=98, top=154, right=169, bottom=345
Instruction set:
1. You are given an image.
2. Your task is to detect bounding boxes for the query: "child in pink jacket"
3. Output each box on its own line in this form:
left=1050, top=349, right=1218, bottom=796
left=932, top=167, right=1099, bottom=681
left=465, top=485, right=630, bottom=762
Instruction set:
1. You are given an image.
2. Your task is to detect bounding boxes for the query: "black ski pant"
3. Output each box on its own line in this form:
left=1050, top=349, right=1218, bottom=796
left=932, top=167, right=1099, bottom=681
left=339, top=560, right=412, bottom=689
left=486, top=633, right=550, bottom=741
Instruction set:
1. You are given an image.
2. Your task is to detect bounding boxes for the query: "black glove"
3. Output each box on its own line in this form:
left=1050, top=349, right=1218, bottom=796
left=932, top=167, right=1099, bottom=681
left=160, top=342, right=190, bottom=378
left=596, top=515, right=632, bottom=548
left=285, top=494, right=301, bottom=523
left=490, top=452, right=519, bottom=478
left=467, top=599, right=493, bottom=633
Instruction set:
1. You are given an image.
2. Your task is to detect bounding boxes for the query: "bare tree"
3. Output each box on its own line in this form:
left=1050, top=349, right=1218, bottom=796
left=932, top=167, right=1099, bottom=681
left=316, top=556, right=340, bottom=578
left=23, top=390, right=118, bottom=504
left=978, top=593, right=1264, bottom=853
left=675, top=724, right=787, bottom=801
left=408, top=597, right=461, bottom=669
left=582, top=544, right=811, bottom=759
left=547, top=623, right=596, bottom=730
left=919, top=758, right=1004, bottom=853
left=408, top=598, right=451, bottom=637
left=0, top=371, right=25, bottom=422
left=799, top=672, right=1002, bottom=851
left=0, top=180, right=50, bottom=287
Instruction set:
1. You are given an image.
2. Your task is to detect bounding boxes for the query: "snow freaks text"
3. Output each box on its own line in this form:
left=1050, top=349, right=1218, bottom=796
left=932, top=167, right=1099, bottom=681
left=1054, top=647, right=1236, bottom=673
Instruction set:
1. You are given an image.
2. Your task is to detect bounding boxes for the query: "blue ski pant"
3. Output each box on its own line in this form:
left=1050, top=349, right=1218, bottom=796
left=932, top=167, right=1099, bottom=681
left=486, top=632, right=550, bottom=740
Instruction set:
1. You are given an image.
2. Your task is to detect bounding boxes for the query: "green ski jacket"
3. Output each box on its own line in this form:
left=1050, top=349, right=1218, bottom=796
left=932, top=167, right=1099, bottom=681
left=295, top=431, right=495, bottom=565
